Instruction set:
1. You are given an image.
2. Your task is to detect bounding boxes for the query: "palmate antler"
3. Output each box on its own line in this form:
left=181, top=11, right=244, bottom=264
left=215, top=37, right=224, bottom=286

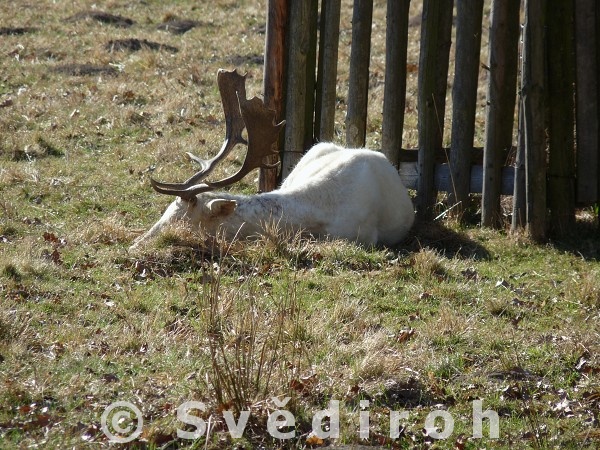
left=150, top=69, right=285, bottom=200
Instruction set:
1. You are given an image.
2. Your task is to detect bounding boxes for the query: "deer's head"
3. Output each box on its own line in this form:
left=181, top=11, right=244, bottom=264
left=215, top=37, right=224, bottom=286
left=130, top=69, right=285, bottom=249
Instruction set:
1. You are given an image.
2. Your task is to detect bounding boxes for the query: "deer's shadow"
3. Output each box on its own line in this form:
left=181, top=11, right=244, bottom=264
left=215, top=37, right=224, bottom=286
left=397, top=220, right=492, bottom=260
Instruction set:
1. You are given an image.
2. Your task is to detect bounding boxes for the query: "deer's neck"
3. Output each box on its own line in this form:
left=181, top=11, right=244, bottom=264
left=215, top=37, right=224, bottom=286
left=223, top=190, right=325, bottom=239
left=215, top=191, right=286, bottom=237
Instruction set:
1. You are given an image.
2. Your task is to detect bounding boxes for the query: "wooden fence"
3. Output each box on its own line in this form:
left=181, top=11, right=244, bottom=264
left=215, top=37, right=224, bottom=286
left=259, top=0, right=600, bottom=241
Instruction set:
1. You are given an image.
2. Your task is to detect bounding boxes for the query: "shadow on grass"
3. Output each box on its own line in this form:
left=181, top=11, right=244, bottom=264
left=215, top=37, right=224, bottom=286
left=550, top=217, right=600, bottom=261
left=399, top=220, right=492, bottom=260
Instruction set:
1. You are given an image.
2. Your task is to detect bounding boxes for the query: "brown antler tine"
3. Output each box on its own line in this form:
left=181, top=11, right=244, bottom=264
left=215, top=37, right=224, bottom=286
left=150, top=178, right=213, bottom=200
left=150, top=69, right=249, bottom=196
left=181, top=69, right=248, bottom=179
left=156, top=95, right=285, bottom=198
left=207, top=95, right=285, bottom=189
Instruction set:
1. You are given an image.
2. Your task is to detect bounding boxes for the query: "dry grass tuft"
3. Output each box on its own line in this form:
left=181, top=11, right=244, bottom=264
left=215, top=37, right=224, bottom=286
left=410, top=248, right=447, bottom=279
left=200, top=259, right=307, bottom=415
left=78, top=214, right=135, bottom=245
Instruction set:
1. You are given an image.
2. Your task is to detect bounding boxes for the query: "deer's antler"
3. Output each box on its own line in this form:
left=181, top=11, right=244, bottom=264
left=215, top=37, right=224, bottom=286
left=150, top=69, right=283, bottom=200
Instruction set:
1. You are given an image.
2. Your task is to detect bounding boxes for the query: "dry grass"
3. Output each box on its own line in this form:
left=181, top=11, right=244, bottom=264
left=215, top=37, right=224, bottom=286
left=1, top=1, right=599, bottom=449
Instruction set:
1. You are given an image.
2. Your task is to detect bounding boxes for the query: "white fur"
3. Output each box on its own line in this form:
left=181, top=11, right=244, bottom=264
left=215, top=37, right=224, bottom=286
left=130, top=143, right=415, bottom=249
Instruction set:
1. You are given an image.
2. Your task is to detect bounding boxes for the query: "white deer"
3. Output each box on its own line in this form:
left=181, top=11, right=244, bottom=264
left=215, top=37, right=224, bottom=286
left=130, top=70, right=414, bottom=250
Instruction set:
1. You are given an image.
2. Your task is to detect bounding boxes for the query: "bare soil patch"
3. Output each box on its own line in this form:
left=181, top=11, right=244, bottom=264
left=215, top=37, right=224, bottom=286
left=224, top=53, right=264, bottom=67
left=157, top=19, right=202, bottom=34
left=51, top=63, right=119, bottom=77
left=64, top=11, right=134, bottom=28
left=0, top=27, right=37, bottom=35
left=105, top=38, right=179, bottom=53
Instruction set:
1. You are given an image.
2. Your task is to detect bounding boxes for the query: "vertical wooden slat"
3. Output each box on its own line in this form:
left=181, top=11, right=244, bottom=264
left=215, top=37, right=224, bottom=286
left=598, top=2, right=600, bottom=216
left=282, top=1, right=316, bottom=178
left=575, top=0, right=600, bottom=205
left=416, top=0, right=454, bottom=221
left=481, top=0, right=521, bottom=228
left=260, top=0, right=288, bottom=192
left=546, top=0, right=575, bottom=235
left=381, top=0, right=410, bottom=168
left=303, top=0, right=319, bottom=150
left=522, top=0, right=547, bottom=241
left=345, top=0, right=373, bottom=148
left=512, top=105, right=527, bottom=231
left=315, top=0, right=341, bottom=143
left=448, top=0, right=484, bottom=219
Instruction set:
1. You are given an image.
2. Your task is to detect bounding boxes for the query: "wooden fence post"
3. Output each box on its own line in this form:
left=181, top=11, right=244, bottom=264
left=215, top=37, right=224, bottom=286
left=416, top=0, right=454, bottom=221
left=303, top=0, right=319, bottom=150
left=575, top=0, right=600, bottom=208
left=449, top=0, right=484, bottom=219
left=260, top=0, right=288, bottom=192
left=315, top=0, right=341, bottom=143
left=546, top=0, right=575, bottom=235
left=522, top=0, right=547, bottom=241
left=512, top=106, right=527, bottom=231
left=481, top=0, right=521, bottom=228
left=282, top=0, right=318, bottom=179
left=381, top=0, right=410, bottom=168
left=345, top=0, right=373, bottom=148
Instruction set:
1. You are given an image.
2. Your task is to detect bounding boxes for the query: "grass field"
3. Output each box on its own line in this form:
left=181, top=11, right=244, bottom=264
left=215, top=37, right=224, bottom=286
left=1, top=0, right=599, bottom=448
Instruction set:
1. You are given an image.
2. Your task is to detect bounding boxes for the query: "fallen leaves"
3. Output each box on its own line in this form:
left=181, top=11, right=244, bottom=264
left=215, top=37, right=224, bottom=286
left=289, top=373, right=318, bottom=396
left=305, top=432, right=324, bottom=446
left=396, top=328, right=416, bottom=344
left=2, top=400, right=60, bottom=435
left=41, top=231, right=67, bottom=265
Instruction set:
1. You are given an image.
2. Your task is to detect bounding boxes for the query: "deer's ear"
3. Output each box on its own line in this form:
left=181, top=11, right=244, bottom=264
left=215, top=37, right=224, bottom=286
left=207, top=199, right=237, bottom=218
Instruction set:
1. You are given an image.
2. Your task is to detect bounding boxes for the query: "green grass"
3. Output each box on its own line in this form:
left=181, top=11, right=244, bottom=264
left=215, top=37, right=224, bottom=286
left=1, top=0, right=600, bottom=449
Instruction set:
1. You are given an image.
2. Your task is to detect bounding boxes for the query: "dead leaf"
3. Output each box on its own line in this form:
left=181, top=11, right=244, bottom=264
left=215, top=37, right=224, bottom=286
left=454, top=433, right=467, bottom=449
left=306, top=432, right=324, bottom=446
left=290, top=373, right=318, bottom=396
left=422, top=426, right=440, bottom=437
left=22, top=413, right=53, bottom=430
left=345, top=384, right=361, bottom=400
left=142, top=429, right=174, bottom=446
left=0, top=98, right=13, bottom=108
left=419, top=292, right=432, bottom=300
left=289, top=379, right=306, bottom=393
left=74, top=421, right=102, bottom=441
left=42, top=248, right=63, bottom=265
left=101, top=373, right=119, bottom=383
left=396, top=328, right=415, bottom=343
left=461, top=267, right=478, bottom=281
left=43, top=231, right=67, bottom=247
left=582, top=390, right=600, bottom=404
left=575, top=357, right=600, bottom=374
left=18, top=404, right=33, bottom=414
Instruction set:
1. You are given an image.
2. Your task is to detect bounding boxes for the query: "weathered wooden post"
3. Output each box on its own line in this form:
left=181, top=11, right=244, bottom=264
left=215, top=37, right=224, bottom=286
left=575, top=0, right=600, bottom=212
left=449, top=0, right=484, bottom=219
left=481, top=0, right=520, bottom=228
left=522, top=0, right=547, bottom=241
left=511, top=107, right=526, bottom=231
left=303, top=0, right=319, bottom=150
left=315, top=0, right=341, bottom=142
left=345, top=0, right=373, bottom=148
left=282, top=0, right=318, bottom=179
left=381, top=0, right=411, bottom=168
left=546, top=0, right=575, bottom=235
left=416, top=0, right=454, bottom=221
left=260, top=0, right=288, bottom=192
